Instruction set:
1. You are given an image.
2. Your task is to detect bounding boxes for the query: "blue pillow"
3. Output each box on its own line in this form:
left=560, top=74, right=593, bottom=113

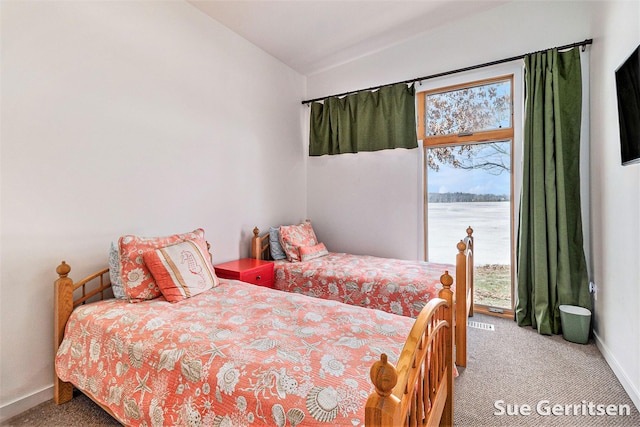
left=108, top=242, right=127, bottom=299
left=269, top=226, right=287, bottom=260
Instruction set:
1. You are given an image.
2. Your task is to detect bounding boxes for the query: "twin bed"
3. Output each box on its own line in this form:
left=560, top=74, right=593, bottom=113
left=251, top=225, right=474, bottom=368
left=53, top=226, right=471, bottom=426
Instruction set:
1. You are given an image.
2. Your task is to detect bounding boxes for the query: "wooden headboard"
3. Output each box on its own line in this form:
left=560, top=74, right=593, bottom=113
left=54, top=261, right=113, bottom=404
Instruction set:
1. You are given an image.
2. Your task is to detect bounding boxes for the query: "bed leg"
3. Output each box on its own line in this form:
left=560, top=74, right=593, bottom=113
left=54, top=380, right=74, bottom=404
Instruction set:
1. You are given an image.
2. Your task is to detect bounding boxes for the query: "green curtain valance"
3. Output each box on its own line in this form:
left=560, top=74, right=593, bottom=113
left=309, top=83, right=418, bottom=156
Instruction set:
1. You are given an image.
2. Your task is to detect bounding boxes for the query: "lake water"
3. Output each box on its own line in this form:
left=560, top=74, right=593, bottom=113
left=427, top=201, right=512, bottom=266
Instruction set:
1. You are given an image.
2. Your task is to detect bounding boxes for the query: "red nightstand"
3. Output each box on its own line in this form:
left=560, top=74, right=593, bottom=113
left=214, top=258, right=274, bottom=289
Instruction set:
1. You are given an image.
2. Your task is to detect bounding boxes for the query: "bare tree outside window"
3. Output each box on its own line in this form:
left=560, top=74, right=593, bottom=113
left=425, top=80, right=512, bottom=175
left=427, top=142, right=510, bottom=175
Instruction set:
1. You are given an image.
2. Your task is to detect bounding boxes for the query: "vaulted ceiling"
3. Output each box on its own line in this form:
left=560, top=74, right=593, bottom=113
left=188, top=1, right=511, bottom=75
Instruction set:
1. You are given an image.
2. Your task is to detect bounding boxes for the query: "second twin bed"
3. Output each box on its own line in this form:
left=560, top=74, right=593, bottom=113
left=251, top=222, right=474, bottom=367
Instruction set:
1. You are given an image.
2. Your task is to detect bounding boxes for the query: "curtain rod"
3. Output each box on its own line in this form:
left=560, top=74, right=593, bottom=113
left=301, top=38, right=592, bottom=105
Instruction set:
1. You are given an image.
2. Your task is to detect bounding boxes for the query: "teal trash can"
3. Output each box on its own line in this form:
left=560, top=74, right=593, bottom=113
left=559, top=305, right=591, bottom=344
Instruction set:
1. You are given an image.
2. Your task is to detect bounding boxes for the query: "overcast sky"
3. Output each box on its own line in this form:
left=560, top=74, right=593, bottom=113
left=427, top=162, right=511, bottom=196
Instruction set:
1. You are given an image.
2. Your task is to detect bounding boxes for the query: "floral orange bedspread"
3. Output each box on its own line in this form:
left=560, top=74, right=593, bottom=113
left=273, top=253, right=455, bottom=319
left=55, top=279, right=416, bottom=427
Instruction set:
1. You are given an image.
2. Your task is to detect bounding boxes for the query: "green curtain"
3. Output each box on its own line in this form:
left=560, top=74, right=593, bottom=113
left=309, top=83, right=418, bottom=156
left=516, top=47, right=591, bottom=335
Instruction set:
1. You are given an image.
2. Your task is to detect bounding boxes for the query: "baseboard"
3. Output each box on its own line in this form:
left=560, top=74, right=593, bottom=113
left=0, top=385, right=53, bottom=424
left=593, top=331, right=640, bottom=412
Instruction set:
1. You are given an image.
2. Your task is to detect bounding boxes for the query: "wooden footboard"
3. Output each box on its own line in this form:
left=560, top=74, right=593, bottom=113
left=366, top=272, right=454, bottom=426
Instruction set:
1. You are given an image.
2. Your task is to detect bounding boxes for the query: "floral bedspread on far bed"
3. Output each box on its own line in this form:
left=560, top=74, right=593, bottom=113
left=273, top=253, right=456, bottom=318
left=55, top=279, right=416, bottom=427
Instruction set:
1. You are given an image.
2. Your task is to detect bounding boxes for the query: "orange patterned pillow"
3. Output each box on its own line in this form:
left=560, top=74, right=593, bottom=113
left=118, top=229, right=208, bottom=302
left=279, top=220, right=318, bottom=262
left=143, top=240, right=219, bottom=302
left=298, top=242, right=329, bottom=261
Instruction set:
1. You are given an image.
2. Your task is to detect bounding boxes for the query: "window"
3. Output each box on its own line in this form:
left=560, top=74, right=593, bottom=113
left=418, top=76, right=513, bottom=144
left=418, top=75, right=515, bottom=314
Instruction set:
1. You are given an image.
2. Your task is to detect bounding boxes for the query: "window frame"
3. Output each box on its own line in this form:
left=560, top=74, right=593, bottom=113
left=417, top=74, right=515, bottom=147
left=417, top=73, right=517, bottom=315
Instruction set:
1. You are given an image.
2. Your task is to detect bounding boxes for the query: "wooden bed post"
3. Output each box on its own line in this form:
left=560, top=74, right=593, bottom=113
left=453, top=227, right=473, bottom=368
left=54, top=261, right=74, bottom=404
left=455, top=240, right=467, bottom=367
left=466, top=226, right=474, bottom=317
left=251, top=227, right=271, bottom=260
left=251, top=227, right=261, bottom=259
left=366, top=354, right=401, bottom=426
left=440, top=271, right=455, bottom=427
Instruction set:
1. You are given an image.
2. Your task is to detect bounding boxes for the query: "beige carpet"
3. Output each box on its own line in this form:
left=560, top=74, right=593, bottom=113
left=3, top=314, right=639, bottom=426
left=456, top=314, right=639, bottom=426
left=2, top=391, right=119, bottom=426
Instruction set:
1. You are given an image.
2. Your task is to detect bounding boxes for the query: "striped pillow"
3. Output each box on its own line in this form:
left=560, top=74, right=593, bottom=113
left=143, top=240, right=219, bottom=303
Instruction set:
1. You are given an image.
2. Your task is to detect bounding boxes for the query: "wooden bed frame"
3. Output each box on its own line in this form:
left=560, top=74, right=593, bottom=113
left=54, top=261, right=455, bottom=426
left=251, top=226, right=474, bottom=367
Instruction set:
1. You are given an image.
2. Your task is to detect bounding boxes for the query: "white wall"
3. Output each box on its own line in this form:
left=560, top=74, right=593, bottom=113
left=306, top=0, right=639, bottom=410
left=589, top=0, right=640, bottom=411
left=0, top=0, right=305, bottom=420
left=307, top=147, right=422, bottom=258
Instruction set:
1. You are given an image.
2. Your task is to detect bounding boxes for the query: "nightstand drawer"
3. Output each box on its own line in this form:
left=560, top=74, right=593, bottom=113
left=239, top=265, right=273, bottom=287
left=214, top=258, right=275, bottom=289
